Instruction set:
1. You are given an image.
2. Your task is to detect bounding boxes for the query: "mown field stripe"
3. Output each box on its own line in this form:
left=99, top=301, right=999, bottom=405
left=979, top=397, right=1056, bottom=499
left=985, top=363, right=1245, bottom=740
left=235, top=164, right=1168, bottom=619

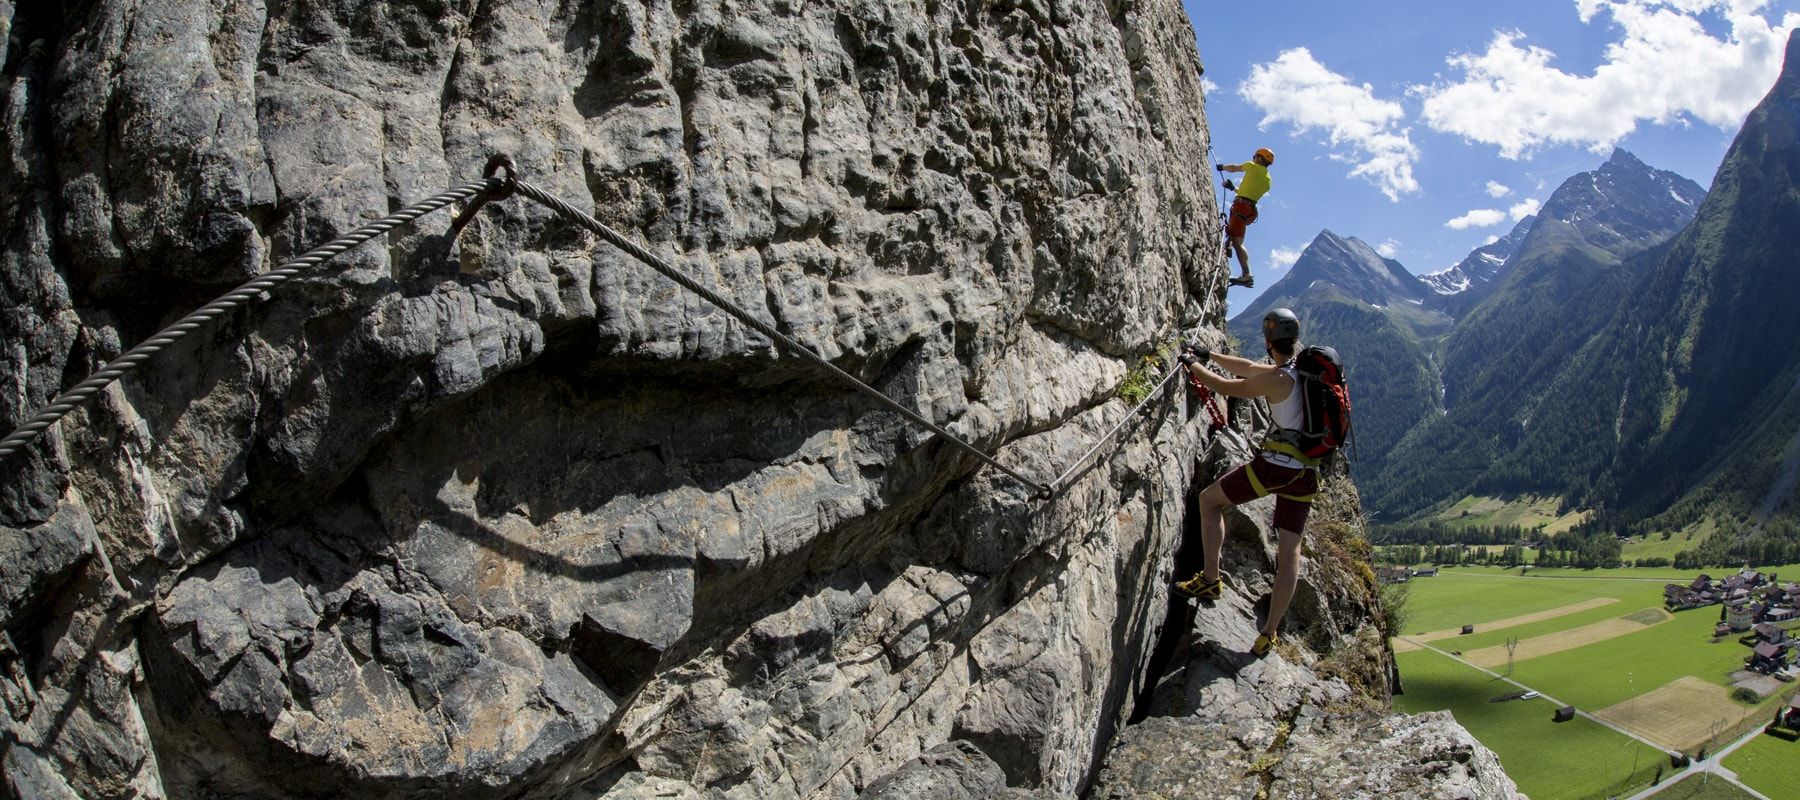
left=1393, top=597, right=1620, bottom=653
left=1463, top=610, right=1670, bottom=668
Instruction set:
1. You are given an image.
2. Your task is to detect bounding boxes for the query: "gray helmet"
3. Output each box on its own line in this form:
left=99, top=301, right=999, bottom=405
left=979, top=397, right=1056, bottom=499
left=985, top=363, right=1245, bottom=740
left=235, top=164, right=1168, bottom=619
left=1263, top=308, right=1300, bottom=341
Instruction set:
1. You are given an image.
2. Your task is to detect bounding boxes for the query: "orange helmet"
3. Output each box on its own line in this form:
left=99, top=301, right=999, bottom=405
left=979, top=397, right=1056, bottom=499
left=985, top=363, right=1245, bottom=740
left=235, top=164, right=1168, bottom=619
left=1255, top=147, right=1275, bottom=165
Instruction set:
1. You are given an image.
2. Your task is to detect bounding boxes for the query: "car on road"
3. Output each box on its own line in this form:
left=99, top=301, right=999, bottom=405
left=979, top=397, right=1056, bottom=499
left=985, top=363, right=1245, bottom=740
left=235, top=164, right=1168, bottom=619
left=1520, top=691, right=1540, bottom=700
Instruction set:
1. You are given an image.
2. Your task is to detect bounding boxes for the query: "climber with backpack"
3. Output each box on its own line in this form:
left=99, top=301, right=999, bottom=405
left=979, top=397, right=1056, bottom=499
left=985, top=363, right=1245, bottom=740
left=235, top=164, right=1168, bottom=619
left=1218, top=147, right=1274, bottom=288
left=1172, top=308, right=1351, bottom=657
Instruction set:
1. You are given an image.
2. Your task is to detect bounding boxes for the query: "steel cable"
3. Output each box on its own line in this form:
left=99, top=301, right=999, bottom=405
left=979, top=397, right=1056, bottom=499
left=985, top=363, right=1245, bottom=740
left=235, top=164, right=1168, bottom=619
left=4, top=161, right=1194, bottom=502
left=1045, top=362, right=1185, bottom=493
left=0, top=179, right=501, bottom=458
left=509, top=180, right=1061, bottom=497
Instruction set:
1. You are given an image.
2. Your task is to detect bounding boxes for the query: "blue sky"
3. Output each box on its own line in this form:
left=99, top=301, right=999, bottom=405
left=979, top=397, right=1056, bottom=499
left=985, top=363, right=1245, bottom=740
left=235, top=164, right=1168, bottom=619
left=1184, top=0, right=1800, bottom=317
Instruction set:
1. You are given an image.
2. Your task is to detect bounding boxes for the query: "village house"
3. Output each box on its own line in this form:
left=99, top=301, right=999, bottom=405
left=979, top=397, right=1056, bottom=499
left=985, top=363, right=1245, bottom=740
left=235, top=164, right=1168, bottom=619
left=1678, top=571, right=1800, bottom=632
left=1665, top=577, right=1723, bottom=611
left=1728, top=604, right=1756, bottom=632
left=1377, top=567, right=1411, bottom=585
left=1753, top=623, right=1789, bottom=646
left=1664, top=584, right=1696, bottom=610
left=1751, top=641, right=1790, bottom=674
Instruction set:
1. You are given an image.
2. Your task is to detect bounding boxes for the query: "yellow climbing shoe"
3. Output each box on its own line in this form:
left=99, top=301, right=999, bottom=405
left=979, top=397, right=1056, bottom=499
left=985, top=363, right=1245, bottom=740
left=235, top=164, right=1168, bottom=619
left=1173, top=573, right=1224, bottom=601
left=1252, top=632, right=1278, bottom=657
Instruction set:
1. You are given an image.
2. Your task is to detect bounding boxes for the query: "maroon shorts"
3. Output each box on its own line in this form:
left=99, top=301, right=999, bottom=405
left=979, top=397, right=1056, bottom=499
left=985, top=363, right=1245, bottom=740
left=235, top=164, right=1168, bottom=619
left=1225, top=197, right=1259, bottom=239
left=1215, top=452, right=1319, bottom=533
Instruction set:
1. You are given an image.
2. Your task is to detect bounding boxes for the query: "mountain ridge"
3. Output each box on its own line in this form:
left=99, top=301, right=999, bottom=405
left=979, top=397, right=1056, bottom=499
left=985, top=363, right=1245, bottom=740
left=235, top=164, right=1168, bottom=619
left=1362, top=33, right=1800, bottom=535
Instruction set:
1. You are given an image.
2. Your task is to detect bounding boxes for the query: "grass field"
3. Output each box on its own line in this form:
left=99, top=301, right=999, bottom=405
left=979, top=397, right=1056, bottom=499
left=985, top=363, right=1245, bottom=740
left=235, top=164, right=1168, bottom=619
left=1436, top=599, right=1651, bottom=653
left=1433, top=494, right=1592, bottom=532
left=1648, top=774, right=1760, bottom=800
left=1393, top=598, right=1618, bottom=652
left=1391, top=567, right=1800, bottom=799
left=1611, top=516, right=1722, bottom=564
left=1394, top=646, right=1665, bottom=800
left=1621, top=530, right=1706, bottom=562
left=1463, top=611, right=1667, bottom=669
left=1505, top=607, right=1757, bottom=709
left=1593, top=677, right=1743, bottom=751
left=1400, top=567, right=1671, bottom=632
left=1720, top=733, right=1800, bottom=799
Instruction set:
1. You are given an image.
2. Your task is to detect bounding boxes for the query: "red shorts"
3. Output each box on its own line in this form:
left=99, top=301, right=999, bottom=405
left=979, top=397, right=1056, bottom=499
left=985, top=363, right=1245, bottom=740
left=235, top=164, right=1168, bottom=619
left=1215, top=452, right=1319, bottom=533
left=1225, top=197, right=1258, bottom=239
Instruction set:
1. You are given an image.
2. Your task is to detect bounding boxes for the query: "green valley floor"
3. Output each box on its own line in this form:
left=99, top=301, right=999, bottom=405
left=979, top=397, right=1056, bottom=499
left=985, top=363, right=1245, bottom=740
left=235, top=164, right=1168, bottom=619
left=1390, top=567, right=1800, bottom=800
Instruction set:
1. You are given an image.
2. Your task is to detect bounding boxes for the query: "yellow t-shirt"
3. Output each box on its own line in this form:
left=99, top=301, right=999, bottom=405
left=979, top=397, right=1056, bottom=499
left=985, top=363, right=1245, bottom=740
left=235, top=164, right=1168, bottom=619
left=1236, top=161, right=1271, bottom=201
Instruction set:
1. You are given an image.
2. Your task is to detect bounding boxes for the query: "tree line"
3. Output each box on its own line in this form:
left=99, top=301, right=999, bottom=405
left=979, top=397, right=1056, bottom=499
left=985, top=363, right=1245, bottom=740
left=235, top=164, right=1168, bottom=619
left=1374, top=513, right=1800, bottom=571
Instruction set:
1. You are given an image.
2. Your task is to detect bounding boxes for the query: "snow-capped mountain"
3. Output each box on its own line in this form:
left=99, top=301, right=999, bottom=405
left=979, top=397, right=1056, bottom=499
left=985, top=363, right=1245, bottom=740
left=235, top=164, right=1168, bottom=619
left=1421, top=215, right=1533, bottom=297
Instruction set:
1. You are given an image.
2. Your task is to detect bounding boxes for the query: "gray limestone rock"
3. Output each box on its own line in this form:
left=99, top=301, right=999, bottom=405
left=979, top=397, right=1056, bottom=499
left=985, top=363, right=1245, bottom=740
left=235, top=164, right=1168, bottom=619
left=1090, top=710, right=1522, bottom=800
left=856, top=740, right=1006, bottom=800
left=0, top=1, right=1505, bottom=798
left=0, top=497, right=93, bottom=631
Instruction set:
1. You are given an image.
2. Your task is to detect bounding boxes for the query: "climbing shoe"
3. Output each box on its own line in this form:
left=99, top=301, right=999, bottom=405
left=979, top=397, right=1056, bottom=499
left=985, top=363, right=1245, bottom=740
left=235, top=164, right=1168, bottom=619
left=1173, top=573, right=1225, bottom=601
left=1228, top=275, right=1254, bottom=288
left=1252, top=632, right=1278, bottom=657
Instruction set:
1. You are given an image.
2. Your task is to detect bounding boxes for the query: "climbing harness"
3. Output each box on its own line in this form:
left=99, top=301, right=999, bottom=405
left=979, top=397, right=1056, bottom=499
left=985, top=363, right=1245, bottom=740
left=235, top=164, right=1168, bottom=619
left=0, top=157, right=1201, bottom=501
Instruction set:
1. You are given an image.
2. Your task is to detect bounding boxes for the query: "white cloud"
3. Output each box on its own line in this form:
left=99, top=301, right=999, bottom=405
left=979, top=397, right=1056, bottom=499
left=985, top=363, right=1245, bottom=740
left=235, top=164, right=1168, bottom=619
left=1377, top=239, right=1402, bottom=258
left=1238, top=48, right=1421, bottom=201
left=1486, top=181, right=1514, bottom=197
left=1509, top=198, right=1542, bottom=220
left=1446, top=208, right=1508, bottom=229
left=1201, top=77, right=1221, bottom=94
left=1269, top=246, right=1303, bottom=271
left=1415, top=1, right=1799, bottom=158
left=1482, top=234, right=1503, bottom=245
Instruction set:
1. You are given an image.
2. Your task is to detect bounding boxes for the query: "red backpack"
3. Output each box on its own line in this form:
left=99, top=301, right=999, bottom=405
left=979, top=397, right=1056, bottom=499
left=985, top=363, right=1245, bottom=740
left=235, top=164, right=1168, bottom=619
left=1286, top=346, right=1352, bottom=461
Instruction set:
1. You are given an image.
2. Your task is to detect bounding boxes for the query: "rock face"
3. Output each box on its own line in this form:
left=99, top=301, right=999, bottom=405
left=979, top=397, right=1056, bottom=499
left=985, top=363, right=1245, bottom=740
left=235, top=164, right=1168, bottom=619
left=1091, top=710, right=1518, bottom=800
left=1083, top=433, right=1522, bottom=800
left=0, top=1, right=1514, bottom=799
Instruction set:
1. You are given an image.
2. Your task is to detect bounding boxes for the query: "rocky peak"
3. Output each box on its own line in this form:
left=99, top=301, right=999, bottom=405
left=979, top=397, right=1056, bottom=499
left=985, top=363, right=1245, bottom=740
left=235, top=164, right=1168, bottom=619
left=1291, top=230, right=1431, bottom=305
left=1229, top=229, right=1434, bottom=333
left=1530, top=147, right=1705, bottom=257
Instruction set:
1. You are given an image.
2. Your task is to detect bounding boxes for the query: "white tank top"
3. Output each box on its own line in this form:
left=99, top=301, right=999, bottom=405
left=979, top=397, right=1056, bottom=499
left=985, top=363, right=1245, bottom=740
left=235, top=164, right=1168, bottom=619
left=1270, top=364, right=1304, bottom=431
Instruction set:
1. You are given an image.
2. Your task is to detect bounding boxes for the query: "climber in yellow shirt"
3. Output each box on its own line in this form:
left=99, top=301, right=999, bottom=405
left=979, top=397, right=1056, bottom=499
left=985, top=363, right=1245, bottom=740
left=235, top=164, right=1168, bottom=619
left=1217, top=147, right=1273, bottom=288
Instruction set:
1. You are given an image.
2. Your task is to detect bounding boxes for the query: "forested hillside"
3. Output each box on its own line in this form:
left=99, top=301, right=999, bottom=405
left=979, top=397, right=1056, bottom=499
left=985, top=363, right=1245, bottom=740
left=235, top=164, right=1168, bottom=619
left=1365, top=149, right=1705, bottom=521
left=1367, top=35, right=1800, bottom=569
